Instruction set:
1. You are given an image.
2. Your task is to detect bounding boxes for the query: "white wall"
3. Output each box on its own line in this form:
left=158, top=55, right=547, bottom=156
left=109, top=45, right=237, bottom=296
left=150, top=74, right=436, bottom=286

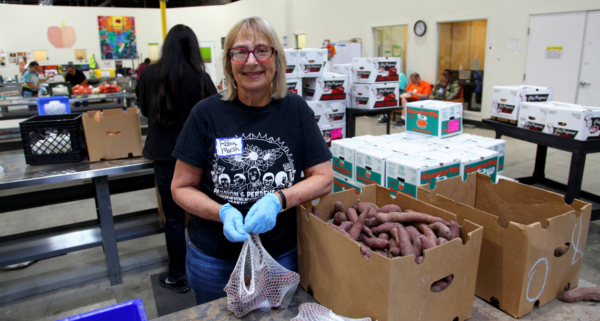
left=0, top=4, right=162, bottom=78
left=1, top=1, right=599, bottom=120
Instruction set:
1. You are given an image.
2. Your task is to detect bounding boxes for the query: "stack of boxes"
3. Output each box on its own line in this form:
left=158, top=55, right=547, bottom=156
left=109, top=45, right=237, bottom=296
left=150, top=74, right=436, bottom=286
left=490, top=85, right=554, bottom=123
left=349, top=57, right=401, bottom=109
left=285, top=48, right=349, bottom=147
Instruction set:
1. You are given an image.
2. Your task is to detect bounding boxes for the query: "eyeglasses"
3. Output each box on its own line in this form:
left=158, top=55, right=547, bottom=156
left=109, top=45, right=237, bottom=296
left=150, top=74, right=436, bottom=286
left=229, top=46, right=275, bottom=62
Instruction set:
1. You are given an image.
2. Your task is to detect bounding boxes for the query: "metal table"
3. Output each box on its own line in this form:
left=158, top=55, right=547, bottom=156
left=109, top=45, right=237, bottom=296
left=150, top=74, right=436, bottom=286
left=345, top=107, right=403, bottom=138
left=0, top=153, right=158, bottom=285
left=483, top=119, right=600, bottom=220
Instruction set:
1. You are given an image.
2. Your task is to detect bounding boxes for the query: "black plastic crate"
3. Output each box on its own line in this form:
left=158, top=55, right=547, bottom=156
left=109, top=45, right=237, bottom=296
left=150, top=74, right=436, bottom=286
left=19, top=113, right=88, bottom=165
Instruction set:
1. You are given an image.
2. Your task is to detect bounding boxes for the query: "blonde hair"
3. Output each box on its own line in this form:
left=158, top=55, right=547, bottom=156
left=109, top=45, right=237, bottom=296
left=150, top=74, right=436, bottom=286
left=221, top=16, right=287, bottom=101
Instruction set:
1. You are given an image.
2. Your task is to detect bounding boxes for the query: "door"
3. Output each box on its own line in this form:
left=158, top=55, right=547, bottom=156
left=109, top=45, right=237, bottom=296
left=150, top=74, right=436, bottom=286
left=577, top=11, right=600, bottom=106
left=525, top=12, right=587, bottom=102
left=199, top=41, right=217, bottom=86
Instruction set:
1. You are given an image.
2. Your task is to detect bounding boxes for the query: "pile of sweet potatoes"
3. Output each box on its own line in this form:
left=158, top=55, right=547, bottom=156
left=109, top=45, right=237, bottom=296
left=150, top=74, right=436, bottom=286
left=319, top=200, right=460, bottom=292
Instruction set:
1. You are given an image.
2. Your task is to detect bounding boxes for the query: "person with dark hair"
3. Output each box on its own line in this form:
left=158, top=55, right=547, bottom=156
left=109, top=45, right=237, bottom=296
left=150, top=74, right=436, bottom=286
left=137, top=24, right=217, bottom=294
left=22, top=62, right=40, bottom=97
left=137, top=58, right=151, bottom=80
left=430, top=69, right=459, bottom=100
left=65, top=65, right=87, bottom=87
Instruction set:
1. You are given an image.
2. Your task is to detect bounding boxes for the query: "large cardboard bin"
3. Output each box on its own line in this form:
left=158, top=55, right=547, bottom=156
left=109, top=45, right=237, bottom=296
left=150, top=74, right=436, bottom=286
left=417, top=173, right=592, bottom=318
left=298, top=184, right=483, bottom=321
left=82, top=108, right=143, bottom=162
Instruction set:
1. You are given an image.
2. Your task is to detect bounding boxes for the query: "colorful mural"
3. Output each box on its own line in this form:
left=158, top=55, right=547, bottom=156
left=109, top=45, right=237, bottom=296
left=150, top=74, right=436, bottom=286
left=98, top=16, right=137, bottom=59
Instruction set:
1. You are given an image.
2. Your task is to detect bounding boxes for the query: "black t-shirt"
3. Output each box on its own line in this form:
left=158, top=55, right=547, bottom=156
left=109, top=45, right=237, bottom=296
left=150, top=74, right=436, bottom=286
left=137, top=64, right=217, bottom=160
left=65, top=70, right=86, bottom=87
left=173, top=93, right=332, bottom=261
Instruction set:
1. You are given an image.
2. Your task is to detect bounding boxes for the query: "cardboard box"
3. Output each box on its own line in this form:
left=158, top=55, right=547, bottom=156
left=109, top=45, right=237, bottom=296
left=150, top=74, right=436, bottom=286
left=332, top=175, right=363, bottom=194
left=406, top=100, right=463, bottom=138
left=286, top=77, right=302, bottom=96
left=351, top=83, right=399, bottom=109
left=490, top=86, right=554, bottom=121
left=82, top=108, right=143, bottom=162
left=544, top=102, right=600, bottom=140
left=386, top=152, right=461, bottom=198
left=468, top=136, right=507, bottom=174
left=352, top=57, right=402, bottom=83
left=284, top=49, right=298, bottom=78
left=417, top=173, right=592, bottom=318
left=354, top=146, right=399, bottom=186
left=297, top=48, right=327, bottom=77
left=298, top=184, right=483, bottom=321
left=331, top=138, right=373, bottom=181
left=306, top=101, right=323, bottom=124
left=319, top=122, right=346, bottom=147
left=320, top=101, right=346, bottom=125
left=436, top=146, right=499, bottom=183
left=303, top=73, right=348, bottom=102
left=517, top=102, right=551, bottom=133
left=331, top=64, right=353, bottom=108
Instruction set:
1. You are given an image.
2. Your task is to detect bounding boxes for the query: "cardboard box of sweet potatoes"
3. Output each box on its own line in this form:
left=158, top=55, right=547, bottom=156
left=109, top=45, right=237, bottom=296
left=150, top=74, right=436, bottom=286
left=417, top=172, right=592, bottom=318
left=297, top=184, right=483, bottom=321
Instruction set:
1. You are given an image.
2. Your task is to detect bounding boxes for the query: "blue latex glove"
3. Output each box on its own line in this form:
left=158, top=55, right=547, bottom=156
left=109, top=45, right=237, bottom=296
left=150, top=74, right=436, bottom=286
left=244, top=193, right=282, bottom=234
left=219, top=203, right=248, bottom=243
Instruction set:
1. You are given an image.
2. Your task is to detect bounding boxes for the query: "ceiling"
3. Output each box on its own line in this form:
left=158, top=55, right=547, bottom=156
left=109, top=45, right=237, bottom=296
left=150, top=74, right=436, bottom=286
left=3, top=0, right=238, bottom=8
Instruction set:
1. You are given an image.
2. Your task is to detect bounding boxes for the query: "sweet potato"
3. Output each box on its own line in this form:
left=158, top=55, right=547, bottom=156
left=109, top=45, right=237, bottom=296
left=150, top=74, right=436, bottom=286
left=431, top=280, right=449, bottom=293
left=405, top=226, right=422, bottom=240
left=411, top=235, right=423, bottom=258
left=416, top=256, right=424, bottom=264
left=329, top=223, right=351, bottom=239
left=395, top=226, right=414, bottom=257
left=375, top=249, right=390, bottom=258
left=389, top=230, right=398, bottom=251
left=415, top=223, right=437, bottom=246
left=367, top=207, right=378, bottom=218
left=364, top=217, right=379, bottom=228
left=357, top=201, right=378, bottom=218
left=372, top=222, right=402, bottom=234
left=339, top=221, right=353, bottom=231
left=376, top=212, right=449, bottom=226
left=449, top=221, right=460, bottom=239
left=358, top=241, right=372, bottom=259
left=420, top=235, right=436, bottom=250
left=333, top=212, right=347, bottom=226
left=357, top=201, right=367, bottom=213
left=311, top=206, right=320, bottom=218
left=365, top=202, right=380, bottom=211
left=378, top=204, right=401, bottom=213
left=334, top=201, right=345, bottom=214
left=346, top=208, right=358, bottom=223
left=362, top=225, right=374, bottom=238
left=378, top=233, right=390, bottom=241
left=360, top=234, right=389, bottom=249
left=348, top=207, right=369, bottom=241
left=390, top=248, right=401, bottom=257
left=555, top=244, right=569, bottom=257
left=437, top=237, right=447, bottom=246
left=558, top=286, right=600, bottom=303
left=430, top=222, right=452, bottom=240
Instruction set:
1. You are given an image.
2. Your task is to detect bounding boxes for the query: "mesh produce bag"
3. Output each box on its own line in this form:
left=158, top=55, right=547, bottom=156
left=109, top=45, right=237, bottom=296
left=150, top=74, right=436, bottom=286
left=291, top=303, right=372, bottom=321
left=224, top=233, right=300, bottom=318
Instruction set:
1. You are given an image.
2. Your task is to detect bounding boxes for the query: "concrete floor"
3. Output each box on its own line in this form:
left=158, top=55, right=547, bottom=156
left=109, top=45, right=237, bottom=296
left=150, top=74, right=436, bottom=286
left=0, top=116, right=599, bottom=320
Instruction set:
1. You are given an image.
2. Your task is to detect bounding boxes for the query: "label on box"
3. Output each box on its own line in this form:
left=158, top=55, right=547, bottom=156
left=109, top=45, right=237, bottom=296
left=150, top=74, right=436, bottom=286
left=548, top=127, right=579, bottom=139
left=287, top=81, right=299, bottom=94
left=442, top=118, right=462, bottom=136
left=303, top=64, right=323, bottom=73
left=387, top=177, right=413, bottom=198
left=333, top=177, right=362, bottom=195
left=331, top=128, right=343, bottom=140
left=356, top=71, right=371, bottom=79
left=333, top=157, right=353, bottom=178
left=387, top=163, right=460, bottom=198
left=374, top=87, right=397, bottom=107
left=526, top=94, right=550, bottom=102
left=407, top=107, right=440, bottom=136
left=356, top=166, right=381, bottom=185
left=523, top=121, right=545, bottom=132
left=497, top=103, right=516, bottom=114
left=375, top=61, right=399, bottom=82
left=463, top=157, right=498, bottom=182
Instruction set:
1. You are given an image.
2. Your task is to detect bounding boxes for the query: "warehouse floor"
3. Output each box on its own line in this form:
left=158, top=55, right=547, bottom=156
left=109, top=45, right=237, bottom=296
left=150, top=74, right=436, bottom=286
left=1, top=117, right=599, bottom=320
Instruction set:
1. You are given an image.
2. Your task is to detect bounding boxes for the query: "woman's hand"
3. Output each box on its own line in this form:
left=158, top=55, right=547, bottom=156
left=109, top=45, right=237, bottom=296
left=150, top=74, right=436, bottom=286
left=244, top=193, right=281, bottom=234
left=220, top=204, right=248, bottom=242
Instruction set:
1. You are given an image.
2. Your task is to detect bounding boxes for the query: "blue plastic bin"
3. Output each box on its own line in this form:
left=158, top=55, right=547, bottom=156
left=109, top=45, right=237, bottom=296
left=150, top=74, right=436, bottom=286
left=37, top=96, right=71, bottom=115
left=56, top=298, right=148, bottom=321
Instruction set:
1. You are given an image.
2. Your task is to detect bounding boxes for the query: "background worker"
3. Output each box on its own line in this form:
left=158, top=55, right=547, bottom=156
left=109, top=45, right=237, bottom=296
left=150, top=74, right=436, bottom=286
left=65, top=65, right=88, bottom=107
left=22, top=62, right=40, bottom=98
left=394, top=72, right=431, bottom=127
left=430, top=69, right=459, bottom=100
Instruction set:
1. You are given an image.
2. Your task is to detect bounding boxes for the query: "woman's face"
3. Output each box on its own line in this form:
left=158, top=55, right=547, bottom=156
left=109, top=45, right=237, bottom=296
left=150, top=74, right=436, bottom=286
left=230, top=28, right=277, bottom=96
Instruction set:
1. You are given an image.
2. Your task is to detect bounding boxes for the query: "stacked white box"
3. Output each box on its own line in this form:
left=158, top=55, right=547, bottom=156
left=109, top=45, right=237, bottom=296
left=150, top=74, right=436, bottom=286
left=306, top=101, right=323, bottom=124
left=490, top=86, right=554, bottom=121
left=436, top=146, right=500, bottom=183
left=405, top=100, right=463, bottom=138
left=351, top=83, right=399, bottom=109
left=286, top=78, right=302, bottom=96
left=354, top=146, right=400, bottom=186
left=332, top=64, right=354, bottom=108
left=284, top=49, right=299, bottom=78
left=517, top=102, right=552, bottom=132
left=321, top=101, right=346, bottom=125
left=297, top=48, right=327, bottom=77
left=303, top=73, right=349, bottom=102
left=544, top=103, right=600, bottom=140
left=331, top=138, right=374, bottom=182
left=320, top=123, right=346, bottom=148
left=353, top=57, right=402, bottom=83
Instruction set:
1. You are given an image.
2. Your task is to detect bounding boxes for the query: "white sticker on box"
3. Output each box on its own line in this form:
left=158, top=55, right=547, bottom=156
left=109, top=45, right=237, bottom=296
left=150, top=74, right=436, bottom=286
left=216, top=137, right=243, bottom=157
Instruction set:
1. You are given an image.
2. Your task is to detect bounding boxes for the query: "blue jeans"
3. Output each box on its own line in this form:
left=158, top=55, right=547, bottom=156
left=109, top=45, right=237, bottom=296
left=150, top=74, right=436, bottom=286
left=74, top=101, right=89, bottom=108
left=186, top=239, right=298, bottom=305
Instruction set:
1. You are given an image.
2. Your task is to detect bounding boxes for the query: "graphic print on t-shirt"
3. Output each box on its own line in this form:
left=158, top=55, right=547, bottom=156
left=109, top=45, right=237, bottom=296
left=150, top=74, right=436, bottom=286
left=210, top=133, right=295, bottom=205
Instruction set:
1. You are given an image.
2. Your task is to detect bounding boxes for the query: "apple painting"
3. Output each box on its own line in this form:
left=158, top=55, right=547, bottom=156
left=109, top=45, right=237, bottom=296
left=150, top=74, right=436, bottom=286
left=48, top=22, right=76, bottom=48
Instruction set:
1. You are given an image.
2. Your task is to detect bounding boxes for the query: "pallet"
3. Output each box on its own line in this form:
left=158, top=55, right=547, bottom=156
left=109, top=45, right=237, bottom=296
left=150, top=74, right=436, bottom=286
left=491, top=116, right=517, bottom=125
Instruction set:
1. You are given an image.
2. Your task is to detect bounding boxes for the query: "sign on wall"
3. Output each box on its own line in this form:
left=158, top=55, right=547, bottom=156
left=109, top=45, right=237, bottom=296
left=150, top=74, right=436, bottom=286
left=98, top=16, right=137, bottom=59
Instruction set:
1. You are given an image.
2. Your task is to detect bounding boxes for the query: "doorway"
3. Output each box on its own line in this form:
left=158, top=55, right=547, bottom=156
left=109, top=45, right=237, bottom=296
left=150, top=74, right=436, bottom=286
left=372, top=25, right=407, bottom=73
left=525, top=11, right=600, bottom=107
left=295, top=34, right=306, bottom=49
left=437, top=20, right=487, bottom=112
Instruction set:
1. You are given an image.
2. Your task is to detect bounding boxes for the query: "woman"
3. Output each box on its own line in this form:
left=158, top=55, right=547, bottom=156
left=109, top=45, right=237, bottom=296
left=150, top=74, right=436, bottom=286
left=137, top=25, right=217, bottom=294
left=22, top=62, right=40, bottom=98
left=430, top=69, right=460, bottom=100
left=171, top=16, right=333, bottom=305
